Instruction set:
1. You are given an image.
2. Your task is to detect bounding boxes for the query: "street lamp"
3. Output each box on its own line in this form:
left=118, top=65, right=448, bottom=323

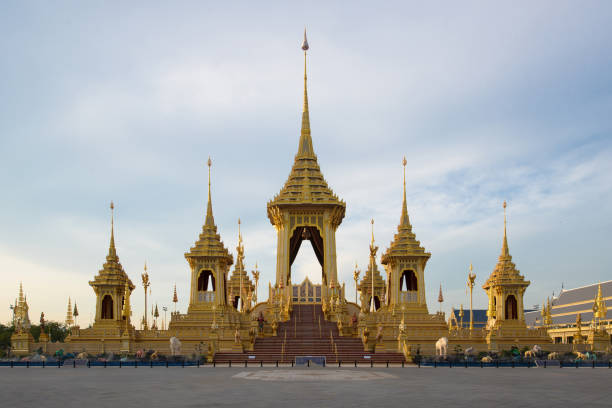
left=141, top=262, right=150, bottom=330
left=467, top=263, right=476, bottom=333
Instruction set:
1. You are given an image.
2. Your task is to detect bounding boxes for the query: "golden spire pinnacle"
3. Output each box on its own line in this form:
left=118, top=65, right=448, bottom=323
left=238, top=217, right=242, bottom=242
left=18, top=282, right=24, bottom=303
left=400, top=156, right=411, bottom=228
left=501, top=200, right=509, bottom=256
left=109, top=201, right=117, bottom=257
left=65, top=297, right=74, bottom=326
left=205, top=157, right=215, bottom=227
left=297, top=29, right=315, bottom=159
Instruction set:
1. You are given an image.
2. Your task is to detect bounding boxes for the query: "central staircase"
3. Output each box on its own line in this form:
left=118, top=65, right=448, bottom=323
left=214, top=304, right=405, bottom=364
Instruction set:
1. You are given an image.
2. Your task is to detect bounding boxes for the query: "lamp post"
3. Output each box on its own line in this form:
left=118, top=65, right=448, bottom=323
left=369, top=219, right=377, bottom=313
left=141, top=262, right=150, bottom=330
left=353, top=263, right=360, bottom=305
left=467, top=263, right=476, bottom=333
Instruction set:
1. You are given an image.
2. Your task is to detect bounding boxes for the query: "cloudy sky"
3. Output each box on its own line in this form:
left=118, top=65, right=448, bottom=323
left=1, top=1, right=611, bottom=325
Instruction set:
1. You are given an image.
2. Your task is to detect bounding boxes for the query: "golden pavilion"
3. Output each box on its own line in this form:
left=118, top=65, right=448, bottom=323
left=13, top=31, right=609, bottom=359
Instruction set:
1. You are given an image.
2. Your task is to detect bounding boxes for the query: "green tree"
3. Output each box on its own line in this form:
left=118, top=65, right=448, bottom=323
left=30, top=324, right=41, bottom=342
left=0, top=324, right=15, bottom=356
left=45, top=322, right=69, bottom=343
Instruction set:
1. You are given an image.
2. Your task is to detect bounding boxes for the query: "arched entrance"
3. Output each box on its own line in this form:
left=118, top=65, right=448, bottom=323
left=505, top=295, right=518, bottom=320
left=197, top=270, right=215, bottom=303
left=289, top=226, right=325, bottom=285
left=101, top=295, right=113, bottom=319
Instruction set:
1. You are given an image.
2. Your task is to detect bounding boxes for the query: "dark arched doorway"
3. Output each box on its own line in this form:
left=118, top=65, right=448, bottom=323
left=198, top=270, right=215, bottom=291
left=400, top=270, right=418, bottom=291
left=101, top=295, right=113, bottom=319
left=505, top=295, right=518, bottom=320
left=197, top=270, right=215, bottom=303
left=289, top=226, right=325, bottom=285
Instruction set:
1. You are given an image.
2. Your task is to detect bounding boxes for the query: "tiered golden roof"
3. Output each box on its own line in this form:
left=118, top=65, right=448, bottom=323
left=65, top=297, right=74, bottom=327
left=227, top=219, right=255, bottom=301
left=482, top=202, right=529, bottom=291
left=381, top=157, right=430, bottom=264
left=267, top=31, right=345, bottom=222
left=90, top=202, right=135, bottom=291
left=359, top=221, right=386, bottom=295
left=185, top=158, right=233, bottom=265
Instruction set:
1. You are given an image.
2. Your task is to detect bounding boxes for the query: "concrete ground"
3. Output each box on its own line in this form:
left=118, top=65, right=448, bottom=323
left=1, top=366, right=610, bottom=408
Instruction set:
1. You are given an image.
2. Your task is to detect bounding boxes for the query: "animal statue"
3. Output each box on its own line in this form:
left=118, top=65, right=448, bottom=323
left=76, top=352, right=88, bottom=360
left=150, top=351, right=159, bottom=360
left=585, top=351, right=596, bottom=361
left=486, top=318, right=496, bottom=330
left=169, top=336, right=182, bottom=357
left=524, top=350, right=536, bottom=358
left=532, top=345, right=542, bottom=354
left=464, top=347, right=474, bottom=357
left=481, top=356, right=493, bottom=363
left=435, top=337, right=448, bottom=357
left=547, top=352, right=560, bottom=360
left=574, top=351, right=587, bottom=360
left=135, top=349, right=145, bottom=359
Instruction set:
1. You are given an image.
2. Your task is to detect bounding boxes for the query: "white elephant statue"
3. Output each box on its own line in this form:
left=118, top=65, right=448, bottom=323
left=170, top=336, right=182, bottom=356
left=435, top=337, right=448, bottom=357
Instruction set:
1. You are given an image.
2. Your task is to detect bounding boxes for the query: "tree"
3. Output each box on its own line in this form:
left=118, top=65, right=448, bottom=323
left=0, top=324, right=15, bottom=356
left=45, top=322, right=69, bottom=343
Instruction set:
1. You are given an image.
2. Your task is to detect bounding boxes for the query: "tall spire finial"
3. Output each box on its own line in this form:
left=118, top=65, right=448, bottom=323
left=109, top=201, right=117, bottom=257
left=297, top=29, right=315, bottom=158
left=205, top=157, right=215, bottom=227
left=501, top=200, right=509, bottom=256
left=370, top=218, right=375, bottom=246
left=400, top=156, right=410, bottom=227
left=238, top=218, right=242, bottom=241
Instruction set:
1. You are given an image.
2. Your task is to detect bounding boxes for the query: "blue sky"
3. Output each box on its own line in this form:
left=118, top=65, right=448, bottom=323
left=1, top=1, right=611, bottom=325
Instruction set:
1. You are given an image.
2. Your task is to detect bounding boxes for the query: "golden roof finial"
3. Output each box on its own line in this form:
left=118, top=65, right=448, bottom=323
left=109, top=201, right=117, bottom=257
left=400, top=156, right=411, bottom=227
left=205, top=157, right=215, bottom=227
left=238, top=217, right=242, bottom=241
left=370, top=218, right=375, bottom=246
left=297, top=29, right=315, bottom=159
left=501, top=200, right=509, bottom=256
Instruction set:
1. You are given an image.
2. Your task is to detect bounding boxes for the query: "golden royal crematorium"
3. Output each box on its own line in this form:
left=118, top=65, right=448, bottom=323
left=16, top=32, right=609, bottom=361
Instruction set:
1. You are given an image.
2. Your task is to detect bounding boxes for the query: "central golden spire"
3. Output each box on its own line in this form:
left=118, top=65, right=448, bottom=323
left=109, top=201, right=117, bottom=258
left=205, top=157, right=215, bottom=227
left=400, top=156, right=411, bottom=228
left=297, top=28, right=315, bottom=159
left=501, top=200, right=509, bottom=256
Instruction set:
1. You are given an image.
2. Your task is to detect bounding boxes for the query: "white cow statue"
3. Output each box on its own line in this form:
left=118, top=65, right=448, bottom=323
left=435, top=337, right=448, bottom=358
left=170, top=336, right=182, bottom=357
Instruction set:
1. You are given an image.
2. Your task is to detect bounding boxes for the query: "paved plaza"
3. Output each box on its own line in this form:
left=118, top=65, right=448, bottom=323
left=1, top=366, right=611, bottom=407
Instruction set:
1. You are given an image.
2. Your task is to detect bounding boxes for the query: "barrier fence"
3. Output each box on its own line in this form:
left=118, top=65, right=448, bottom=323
left=1, top=360, right=611, bottom=368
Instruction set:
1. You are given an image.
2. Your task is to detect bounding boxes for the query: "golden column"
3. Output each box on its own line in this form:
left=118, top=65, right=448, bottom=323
left=251, top=262, right=259, bottom=304
left=467, top=263, right=476, bottom=332
left=141, top=262, right=150, bottom=330
left=369, top=219, right=378, bottom=313
left=459, top=304, right=464, bottom=329
left=353, top=262, right=360, bottom=304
